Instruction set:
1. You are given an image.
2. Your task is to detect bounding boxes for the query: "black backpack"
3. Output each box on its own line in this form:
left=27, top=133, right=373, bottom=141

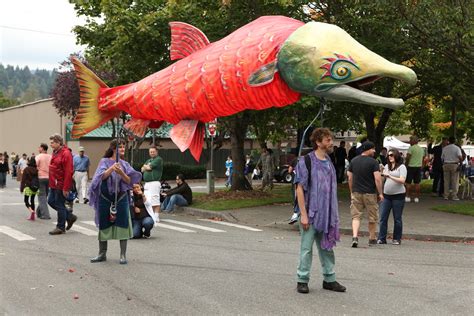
left=293, top=154, right=312, bottom=210
left=30, top=174, right=39, bottom=192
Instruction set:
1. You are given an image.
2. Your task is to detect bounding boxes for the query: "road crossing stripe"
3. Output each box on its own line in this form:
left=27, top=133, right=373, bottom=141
left=81, top=221, right=96, bottom=227
left=161, top=219, right=226, bottom=232
left=54, top=222, right=97, bottom=236
left=198, top=219, right=263, bottom=232
left=0, top=225, right=36, bottom=241
left=155, top=223, right=196, bottom=233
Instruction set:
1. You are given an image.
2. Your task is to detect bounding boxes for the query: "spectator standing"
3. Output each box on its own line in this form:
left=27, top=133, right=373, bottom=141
left=225, top=156, right=233, bottom=187
left=441, top=137, right=463, bottom=200
left=73, top=146, right=90, bottom=204
left=378, top=149, right=407, bottom=245
left=11, top=153, right=19, bottom=178
left=0, top=152, right=9, bottom=188
left=141, top=146, right=163, bottom=222
left=161, top=174, right=193, bottom=212
left=405, top=136, right=424, bottom=203
left=258, top=148, right=275, bottom=191
left=244, top=154, right=255, bottom=187
left=89, top=140, right=142, bottom=264
left=294, top=128, right=345, bottom=294
left=130, top=183, right=157, bottom=239
left=20, top=157, right=39, bottom=221
left=348, top=144, right=357, bottom=162
left=334, top=141, right=347, bottom=183
left=47, top=134, right=76, bottom=235
left=17, top=153, right=28, bottom=181
left=35, top=143, right=52, bottom=219
left=347, top=141, right=383, bottom=247
left=377, top=147, right=388, bottom=166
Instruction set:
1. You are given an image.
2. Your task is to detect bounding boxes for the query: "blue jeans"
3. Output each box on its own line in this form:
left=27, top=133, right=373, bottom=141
left=0, top=172, right=6, bottom=187
left=378, top=195, right=405, bottom=242
left=162, top=194, right=188, bottom=212
left=48, top=188, right=73, bottom=231
left=132, top=217, right=154, bottom=238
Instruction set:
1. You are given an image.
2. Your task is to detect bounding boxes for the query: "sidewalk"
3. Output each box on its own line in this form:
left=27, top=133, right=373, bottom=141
left=178, top=195, right=474, bottom=242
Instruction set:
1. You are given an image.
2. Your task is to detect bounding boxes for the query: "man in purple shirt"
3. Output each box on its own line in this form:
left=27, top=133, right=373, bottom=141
left=295, top=128, right=346, bottom=294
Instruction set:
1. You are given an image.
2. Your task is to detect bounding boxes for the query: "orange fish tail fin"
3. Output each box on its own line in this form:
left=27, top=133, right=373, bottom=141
left=70, top=57, right=119, bottom=138
left=170, top=120, right=205, bottom=161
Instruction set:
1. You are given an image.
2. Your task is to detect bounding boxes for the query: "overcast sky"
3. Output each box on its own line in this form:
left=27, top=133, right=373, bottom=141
left=0, top=0, right=86, bottom=70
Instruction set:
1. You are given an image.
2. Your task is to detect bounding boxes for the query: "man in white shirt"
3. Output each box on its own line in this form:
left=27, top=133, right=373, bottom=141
left=441, top=137, right=463, bottom=200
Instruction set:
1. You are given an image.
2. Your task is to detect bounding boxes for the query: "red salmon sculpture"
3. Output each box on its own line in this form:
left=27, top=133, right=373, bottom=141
left=72, top=16, right=416, bottom=161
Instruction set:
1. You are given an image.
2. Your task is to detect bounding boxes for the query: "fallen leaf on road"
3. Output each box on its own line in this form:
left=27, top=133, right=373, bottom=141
left=48, top=285, right=54, bottom=288
left=74, top=294, right=79, bottom=299
left=127, top=297, right=132, bottom=301
left=68, top=268, right=76, bottom=273
left=388, top=272, right=395, bottom=275
left=30, top=287, right=36, bottom=290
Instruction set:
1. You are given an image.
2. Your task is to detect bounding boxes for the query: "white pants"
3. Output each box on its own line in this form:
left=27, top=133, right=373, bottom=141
left=74, top=171, right=88, bottom=202
left=144, top=181, right=161, bottom=206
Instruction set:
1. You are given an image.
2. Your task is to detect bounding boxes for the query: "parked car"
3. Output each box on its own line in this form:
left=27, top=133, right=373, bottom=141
left=274, top=165, right=294, bottom=183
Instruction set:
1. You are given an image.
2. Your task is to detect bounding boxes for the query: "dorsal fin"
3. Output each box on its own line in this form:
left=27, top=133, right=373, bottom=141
left=169, top=22, right=211, bottom=60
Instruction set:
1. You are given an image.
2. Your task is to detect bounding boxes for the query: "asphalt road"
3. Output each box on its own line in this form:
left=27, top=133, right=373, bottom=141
left=1, top=183, right=473, bottom=315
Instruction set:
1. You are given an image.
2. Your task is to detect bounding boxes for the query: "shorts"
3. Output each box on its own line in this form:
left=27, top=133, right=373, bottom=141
left=350, top=192, right=379, bottom=223
left=144, top=181, right=161, bottom=206
left=406, top=167, right=421, bottom=184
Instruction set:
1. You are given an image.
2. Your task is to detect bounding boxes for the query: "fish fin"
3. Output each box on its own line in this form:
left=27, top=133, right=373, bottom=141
left=188, top=123, right=205, bottom=162
left=123, top=118, right=151, bottom=138
left=248, top=60, right=278, bottom=87
left=71, top=57, right=120, bottom=138
left=170, top=120, right=199, bottom=152
left=169, top=22, right=211, bottom=60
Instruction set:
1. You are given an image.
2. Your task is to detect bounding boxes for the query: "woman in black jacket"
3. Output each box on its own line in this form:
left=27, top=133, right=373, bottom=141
left=161, top=174, right=192, bottom=212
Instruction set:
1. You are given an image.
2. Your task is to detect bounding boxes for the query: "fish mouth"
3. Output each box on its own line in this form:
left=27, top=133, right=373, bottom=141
left=318, top=72, right=414, bottom=110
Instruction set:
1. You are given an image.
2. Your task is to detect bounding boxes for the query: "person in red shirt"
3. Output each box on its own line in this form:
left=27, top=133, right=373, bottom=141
left=47, top=133, right=77, bottom=235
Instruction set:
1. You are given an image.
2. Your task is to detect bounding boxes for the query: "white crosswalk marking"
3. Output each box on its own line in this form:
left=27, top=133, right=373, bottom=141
left=161, top=219, right=226, bottom=232
left=81, top=221, right=96, bottom=227
left=54, top=222, right=97, bottom=236
left=198, top=219, right=263, bottom=232
left=155, top=223, right=196, bottom=233
left=1, top=203, right=26, bottom=206
left=0, top=226, right=36, bottom=241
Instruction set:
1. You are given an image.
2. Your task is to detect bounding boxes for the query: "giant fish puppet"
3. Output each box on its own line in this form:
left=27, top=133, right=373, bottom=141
left=71, top=16, right=417, bottom=161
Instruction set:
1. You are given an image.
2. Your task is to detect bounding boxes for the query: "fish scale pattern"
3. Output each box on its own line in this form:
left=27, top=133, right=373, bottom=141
left=99, top=16, right=303, bottom=124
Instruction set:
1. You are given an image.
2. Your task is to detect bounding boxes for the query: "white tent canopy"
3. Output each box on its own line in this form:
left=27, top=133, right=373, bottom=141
left=383, top=136, right=410, bottom=150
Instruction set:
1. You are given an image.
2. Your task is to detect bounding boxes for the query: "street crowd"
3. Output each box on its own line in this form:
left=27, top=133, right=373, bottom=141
left=0, top=134, right=192, bottom=264
left=0, top=130, right=472, bottom=295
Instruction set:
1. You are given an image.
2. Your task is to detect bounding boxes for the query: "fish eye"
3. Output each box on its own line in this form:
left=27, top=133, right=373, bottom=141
left=336, top=67, right=347, bottom=76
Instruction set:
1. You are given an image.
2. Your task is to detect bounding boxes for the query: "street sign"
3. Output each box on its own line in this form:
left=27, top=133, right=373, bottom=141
left=208, top=119, right=217, bottom=137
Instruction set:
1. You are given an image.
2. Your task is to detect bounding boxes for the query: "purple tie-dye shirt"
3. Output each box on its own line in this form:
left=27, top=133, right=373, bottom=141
left=294, top=151, right=340, bottom=250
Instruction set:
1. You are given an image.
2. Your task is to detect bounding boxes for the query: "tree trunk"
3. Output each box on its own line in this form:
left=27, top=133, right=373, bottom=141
left=364, top=108, right=394, bottom=155
left=229, top=113, right=251, bottom=190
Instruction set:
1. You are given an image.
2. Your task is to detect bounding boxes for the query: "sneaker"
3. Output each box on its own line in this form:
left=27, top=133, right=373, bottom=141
left=405, top=197, right=411, bottom=203
left=83, top=198, right=89, bottom=204
left=452, top=197, right=460, bottom=201
left=392, top=240, right=401, bottom=245
left=377, top=239, right=387, bottom=244
left=288, top=213, right=299, bottom=225
left=323, top=281, right=346, bottom=292
left=74, top=199, right=79, bottom=204
left=368, top=239, right=377, bottom=246
left=49, top=228, right=65, bottom=235
left=351, top=237, right=358, bottom=248
left=444, top=197, right=449, bottom=200
left=297, top=282, right=309, bottom=294
left=66, top=214, right=78, bottom=231
left=414, top=197, right=419, bottom=203
left=155, top=214, right=160, bottom=223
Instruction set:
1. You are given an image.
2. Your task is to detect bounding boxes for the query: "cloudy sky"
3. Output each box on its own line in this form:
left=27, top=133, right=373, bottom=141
left=0, top=0, right=86, bottom=70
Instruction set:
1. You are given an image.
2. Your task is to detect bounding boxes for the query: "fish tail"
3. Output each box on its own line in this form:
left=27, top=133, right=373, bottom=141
left=70, top=57, right=119, bottom=138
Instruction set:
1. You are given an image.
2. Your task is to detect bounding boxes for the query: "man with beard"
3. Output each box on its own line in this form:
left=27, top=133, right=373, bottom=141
left=347, top=141, right=383, bottom=247
left=295, top=128, right=345, bottom=294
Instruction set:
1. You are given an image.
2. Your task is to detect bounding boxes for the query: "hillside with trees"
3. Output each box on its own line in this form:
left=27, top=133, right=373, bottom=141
left=0, top=64, right=57, bottom=108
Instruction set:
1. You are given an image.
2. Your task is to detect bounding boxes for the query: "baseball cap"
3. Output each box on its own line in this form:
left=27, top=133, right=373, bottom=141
left=360, top=141, right=375, bottom=152
left=78, top=146, right=85, bottom=152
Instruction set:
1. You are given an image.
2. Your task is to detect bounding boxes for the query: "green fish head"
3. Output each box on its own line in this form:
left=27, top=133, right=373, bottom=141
left=277, top=22, right=417, bottom=109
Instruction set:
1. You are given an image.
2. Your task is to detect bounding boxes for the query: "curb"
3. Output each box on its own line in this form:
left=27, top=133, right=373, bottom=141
left=177, top=207, right=474, bottom=243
